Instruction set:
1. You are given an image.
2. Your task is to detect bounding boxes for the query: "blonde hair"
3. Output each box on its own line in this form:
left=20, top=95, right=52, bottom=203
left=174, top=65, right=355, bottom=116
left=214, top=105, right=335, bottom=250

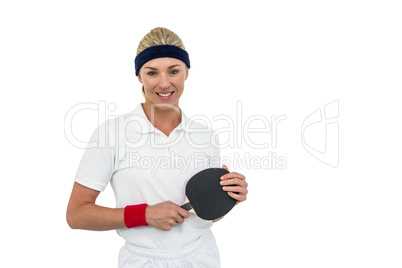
left=137, top=27, right=186, bottom=55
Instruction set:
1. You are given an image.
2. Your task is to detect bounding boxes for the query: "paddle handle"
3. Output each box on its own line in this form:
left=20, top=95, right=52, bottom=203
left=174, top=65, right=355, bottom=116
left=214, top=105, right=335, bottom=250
left=180, top=196, right=196, bottom=214
left=180, top=202, right=193, bottom=211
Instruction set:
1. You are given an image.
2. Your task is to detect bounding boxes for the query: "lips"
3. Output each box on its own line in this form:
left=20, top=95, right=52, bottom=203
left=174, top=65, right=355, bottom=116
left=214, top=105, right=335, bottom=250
left=156, top=91, right=174, bottom=100
left=156, top=92, right=173, bottom=97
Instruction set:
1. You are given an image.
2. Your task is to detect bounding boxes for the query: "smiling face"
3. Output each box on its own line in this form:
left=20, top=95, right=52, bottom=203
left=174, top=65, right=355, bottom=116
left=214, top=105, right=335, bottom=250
left=138, top=57, right=189, bottom=109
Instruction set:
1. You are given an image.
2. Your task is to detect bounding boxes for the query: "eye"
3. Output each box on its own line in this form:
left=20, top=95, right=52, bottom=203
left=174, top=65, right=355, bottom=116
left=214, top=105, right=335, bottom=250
left=170, top=69, right=179, bottom=75
left=147, top=71, right=157, bottom=76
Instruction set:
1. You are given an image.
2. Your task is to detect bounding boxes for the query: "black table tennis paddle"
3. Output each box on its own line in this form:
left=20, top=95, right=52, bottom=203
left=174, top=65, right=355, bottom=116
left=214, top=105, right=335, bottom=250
left=180, top=168, right=237, bottom=220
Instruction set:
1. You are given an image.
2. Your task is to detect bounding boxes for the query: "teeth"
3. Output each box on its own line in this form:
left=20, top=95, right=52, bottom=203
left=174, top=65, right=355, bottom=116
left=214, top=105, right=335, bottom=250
left=158, top=92, right=172, bottom=97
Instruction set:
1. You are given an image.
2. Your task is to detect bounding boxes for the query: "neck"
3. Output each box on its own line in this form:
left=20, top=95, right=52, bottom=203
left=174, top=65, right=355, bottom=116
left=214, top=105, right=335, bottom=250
left=142, top=102, right=182, bottom=135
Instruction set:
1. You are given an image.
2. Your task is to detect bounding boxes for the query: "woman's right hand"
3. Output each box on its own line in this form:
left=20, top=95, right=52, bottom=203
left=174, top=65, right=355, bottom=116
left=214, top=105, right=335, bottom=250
left=145, top=201, right=190, bottom=231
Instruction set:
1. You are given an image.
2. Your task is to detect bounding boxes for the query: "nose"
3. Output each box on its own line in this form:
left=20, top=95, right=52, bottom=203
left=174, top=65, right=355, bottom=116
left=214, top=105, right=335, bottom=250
left=158, top=73, right=170, bottom=90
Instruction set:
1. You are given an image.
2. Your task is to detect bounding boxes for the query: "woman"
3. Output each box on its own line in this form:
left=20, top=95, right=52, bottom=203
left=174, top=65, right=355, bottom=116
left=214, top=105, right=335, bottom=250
left=67, top=27, right=248, bottom=267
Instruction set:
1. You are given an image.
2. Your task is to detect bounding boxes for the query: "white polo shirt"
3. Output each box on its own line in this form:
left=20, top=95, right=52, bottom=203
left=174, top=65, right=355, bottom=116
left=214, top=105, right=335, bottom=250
left=74, top=103, right=221, bottom=249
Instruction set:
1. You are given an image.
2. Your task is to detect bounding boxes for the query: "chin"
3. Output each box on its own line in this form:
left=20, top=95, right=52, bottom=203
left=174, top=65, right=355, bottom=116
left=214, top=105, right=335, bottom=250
left=150, top=100, right=179, bottom=110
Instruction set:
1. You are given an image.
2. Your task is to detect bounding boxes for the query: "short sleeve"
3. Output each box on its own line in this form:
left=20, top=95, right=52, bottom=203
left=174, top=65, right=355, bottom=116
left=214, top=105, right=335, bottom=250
left=74, top=121, right=116, bottom=192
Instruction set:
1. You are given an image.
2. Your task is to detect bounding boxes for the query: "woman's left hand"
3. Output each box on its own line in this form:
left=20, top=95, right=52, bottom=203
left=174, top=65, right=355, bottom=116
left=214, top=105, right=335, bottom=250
left=220, top=165, right=248, bottom=204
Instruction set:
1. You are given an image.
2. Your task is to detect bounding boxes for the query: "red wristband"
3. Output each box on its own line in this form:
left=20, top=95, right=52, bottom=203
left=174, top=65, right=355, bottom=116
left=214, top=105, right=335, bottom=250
left=124, top=204, right=148, bottom=228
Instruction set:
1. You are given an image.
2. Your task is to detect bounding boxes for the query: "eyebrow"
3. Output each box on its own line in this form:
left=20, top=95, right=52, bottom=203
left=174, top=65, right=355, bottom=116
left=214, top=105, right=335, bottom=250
left=144, top=64, right=181, bottom=70
left=167, top=64, right=180, bottom=69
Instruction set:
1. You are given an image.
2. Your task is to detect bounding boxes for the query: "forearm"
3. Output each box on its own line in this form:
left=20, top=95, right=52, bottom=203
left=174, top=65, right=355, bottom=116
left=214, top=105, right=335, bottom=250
left=67, top=203, right=125, bottom=231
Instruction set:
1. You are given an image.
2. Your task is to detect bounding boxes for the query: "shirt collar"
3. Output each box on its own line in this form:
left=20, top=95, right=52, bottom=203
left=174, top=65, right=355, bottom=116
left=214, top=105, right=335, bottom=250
left=127, top=103, right=189, bottom=134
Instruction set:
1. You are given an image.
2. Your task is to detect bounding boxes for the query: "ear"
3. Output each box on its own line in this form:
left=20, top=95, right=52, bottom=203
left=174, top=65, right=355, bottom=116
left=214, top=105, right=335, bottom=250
left=185, top=68, right=189, bottom=81
left=138, top=73, right=143, bottom=84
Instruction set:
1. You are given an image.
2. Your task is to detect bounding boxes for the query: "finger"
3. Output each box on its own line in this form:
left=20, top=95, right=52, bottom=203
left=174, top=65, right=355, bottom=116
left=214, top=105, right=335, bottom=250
left=220, top=172, right=246, bottom=181
left=174, top=213, right=186, bottom=224
left=163, top=225, right=173, bottom=231
left=222, top=185, right=248, bottom=195
left=228, top=191, right=247, bottom=202
left=220, top=177, right=248, bottom=187
left=222, top=165, right=230, bottom=172
left=175, top=217, right=184, bottom=224
left=170, top=218, right=179, bottom=227
left=178, top=207, right=190, bottom=219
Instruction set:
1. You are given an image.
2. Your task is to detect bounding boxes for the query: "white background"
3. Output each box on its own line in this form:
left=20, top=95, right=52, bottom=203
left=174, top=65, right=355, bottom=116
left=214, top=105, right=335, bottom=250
left=1, top=1, right=401, bottom=267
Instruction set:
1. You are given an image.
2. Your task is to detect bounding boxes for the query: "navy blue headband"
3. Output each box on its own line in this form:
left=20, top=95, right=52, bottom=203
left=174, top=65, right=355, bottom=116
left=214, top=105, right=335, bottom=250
left=134, top=45, right=190, bottom=76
